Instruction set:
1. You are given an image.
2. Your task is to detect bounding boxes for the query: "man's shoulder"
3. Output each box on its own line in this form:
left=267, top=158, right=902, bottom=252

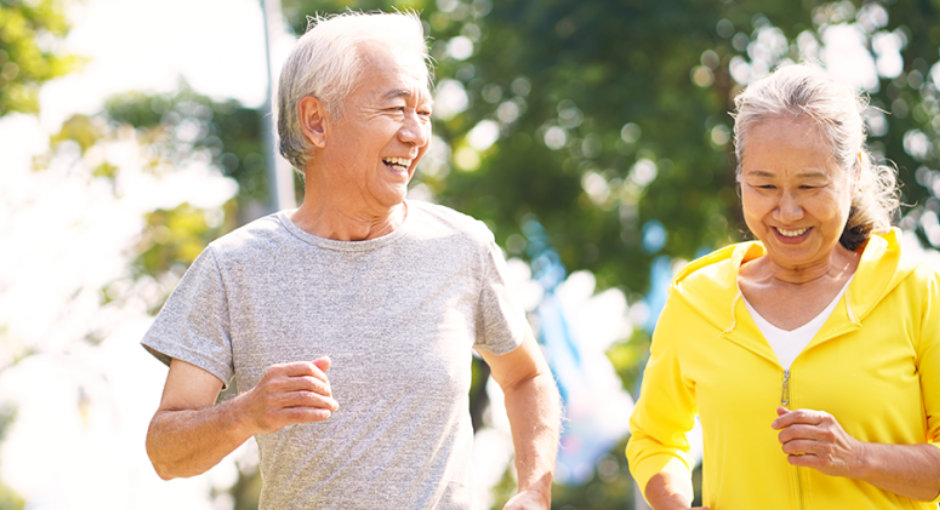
left=407, top=200, right=495, bottom=245
left=204, top=212, right=288, bottom=261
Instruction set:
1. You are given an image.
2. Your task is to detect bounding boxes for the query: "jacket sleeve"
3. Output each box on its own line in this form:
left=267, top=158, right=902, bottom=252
left=917, top=267, right=940, bottom=503
left=626, top=290, right=698, bottom=502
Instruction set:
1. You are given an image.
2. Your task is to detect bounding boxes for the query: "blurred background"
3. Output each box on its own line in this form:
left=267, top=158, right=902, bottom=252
left=3, top=0, right=940, bottom=508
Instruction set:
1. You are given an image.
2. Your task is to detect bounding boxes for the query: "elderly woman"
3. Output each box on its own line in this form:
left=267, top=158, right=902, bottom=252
left=626, top=64, right=940, bottom=510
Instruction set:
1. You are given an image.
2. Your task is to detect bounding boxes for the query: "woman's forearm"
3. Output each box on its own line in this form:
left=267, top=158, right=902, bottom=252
left=852, top=442, right=940, bottom=501
left=645, top=471, right=708, bottom=510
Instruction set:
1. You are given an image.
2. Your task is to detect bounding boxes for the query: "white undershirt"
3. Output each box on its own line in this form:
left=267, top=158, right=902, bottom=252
left=742, top=276, right=853, bottom=370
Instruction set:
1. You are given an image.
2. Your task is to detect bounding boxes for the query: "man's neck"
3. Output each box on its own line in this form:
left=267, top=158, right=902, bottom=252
left=289, top=196, right=407, bottom=242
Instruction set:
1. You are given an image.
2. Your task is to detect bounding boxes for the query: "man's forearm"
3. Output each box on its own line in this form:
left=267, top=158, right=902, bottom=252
left=148, top=358, right=336, bottom=480
left=146, top=397, right=254, bottom=480
left=503, top=370, right=561, bottom=504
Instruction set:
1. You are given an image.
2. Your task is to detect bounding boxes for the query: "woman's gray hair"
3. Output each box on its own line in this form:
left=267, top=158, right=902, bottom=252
left=276, top=11, right=431, bottom=172
left=732, top=64, right=900, bottom=250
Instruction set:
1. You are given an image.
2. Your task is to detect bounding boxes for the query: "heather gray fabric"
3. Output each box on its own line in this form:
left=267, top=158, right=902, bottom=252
left=142, top=200, right=527, bottom=510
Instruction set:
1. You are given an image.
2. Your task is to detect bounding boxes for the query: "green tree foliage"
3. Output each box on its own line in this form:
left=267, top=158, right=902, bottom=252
left=0, top=0, right=81, bottom=116
left=0, top=2, right=79, bottom=506
left=97, top=85, right=286, bottom=310
left=31, top=85, right=268, bottom=317
left=282, top=0, right=940, bottom=293
left=0, top=406, right=22, bottom=510
left=6, top=85, right=253, bottom=508
left=104, top=84, right=272, bottom=211
left=275, top=1, right=940, bottom=508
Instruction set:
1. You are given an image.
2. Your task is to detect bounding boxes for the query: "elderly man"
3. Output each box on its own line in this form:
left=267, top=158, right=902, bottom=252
left=142, top=11, right=560, bottom=510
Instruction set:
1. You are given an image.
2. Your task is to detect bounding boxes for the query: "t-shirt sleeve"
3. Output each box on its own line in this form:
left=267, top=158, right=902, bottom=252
left=141, top=246, right=234, bottom=387
left=473, top=230, right=528, bottom=355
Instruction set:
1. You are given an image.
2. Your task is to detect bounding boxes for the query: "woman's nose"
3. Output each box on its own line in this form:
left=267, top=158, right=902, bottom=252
left=774, top=192, right=804, bottom=222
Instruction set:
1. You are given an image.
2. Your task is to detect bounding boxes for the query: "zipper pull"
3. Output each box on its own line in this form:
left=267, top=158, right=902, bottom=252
left=781, top=369, right=790, bottom=408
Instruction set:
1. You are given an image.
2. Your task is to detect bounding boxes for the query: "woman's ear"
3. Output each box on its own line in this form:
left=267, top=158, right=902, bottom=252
left=298, top=96, right=329, bottom=149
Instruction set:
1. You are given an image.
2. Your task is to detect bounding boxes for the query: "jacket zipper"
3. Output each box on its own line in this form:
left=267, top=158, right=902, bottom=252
left=782, top=369, right=806, bottom=509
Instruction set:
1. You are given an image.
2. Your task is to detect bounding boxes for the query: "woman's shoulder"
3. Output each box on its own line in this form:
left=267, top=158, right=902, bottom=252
left=660, top=242, right=764, bottom=325
left=856, top=229, right=940, bottom=309
left=879, top=228, right=940, bottom=284
left=674, top=241, right=763, bottom=290
left=652, top=242, right=762, bottom=336
left=908, top=254, right=940, bottom=287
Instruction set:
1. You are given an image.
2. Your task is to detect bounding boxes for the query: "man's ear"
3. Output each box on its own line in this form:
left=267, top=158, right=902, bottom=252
left=298, top=96, right=329, bottom=149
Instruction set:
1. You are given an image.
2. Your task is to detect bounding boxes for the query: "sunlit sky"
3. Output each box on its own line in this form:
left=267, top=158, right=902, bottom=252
left=46, top=0, right=281, bottom=124
left=2, top=0, right=296, bottom=165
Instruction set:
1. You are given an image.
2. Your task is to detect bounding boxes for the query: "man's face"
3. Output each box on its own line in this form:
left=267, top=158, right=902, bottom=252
left=319, top=42, right=432, bottom=214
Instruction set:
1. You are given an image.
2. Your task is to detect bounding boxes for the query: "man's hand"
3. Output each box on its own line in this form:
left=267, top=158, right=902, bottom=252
left=240, top=358, right=339, bottom=435
left=503, top=488, right=550, bottom=510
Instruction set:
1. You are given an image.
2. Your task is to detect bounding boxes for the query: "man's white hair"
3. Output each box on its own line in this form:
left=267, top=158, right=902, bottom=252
left=276, top=11, right=431, bottom=172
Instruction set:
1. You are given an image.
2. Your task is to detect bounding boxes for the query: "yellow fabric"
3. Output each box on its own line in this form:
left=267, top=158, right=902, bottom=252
left=626, top=229, right=940, bottom=509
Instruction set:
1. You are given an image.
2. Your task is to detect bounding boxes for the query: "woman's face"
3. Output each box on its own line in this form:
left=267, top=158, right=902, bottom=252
left=739, top=116, right=856, bottom=271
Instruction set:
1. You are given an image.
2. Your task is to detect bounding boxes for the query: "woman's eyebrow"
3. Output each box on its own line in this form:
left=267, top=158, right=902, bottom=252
left=744, top=170, right=829, bottom=178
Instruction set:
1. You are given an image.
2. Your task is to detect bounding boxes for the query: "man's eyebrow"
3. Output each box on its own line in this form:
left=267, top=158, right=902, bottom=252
left=384, top=89, right=413, bottom=100
left=383, top=89, right=433, bottom=105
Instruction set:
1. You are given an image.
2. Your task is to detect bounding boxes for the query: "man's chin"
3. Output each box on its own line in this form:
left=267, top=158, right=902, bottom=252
left=373, top=188, right=408, bottom=210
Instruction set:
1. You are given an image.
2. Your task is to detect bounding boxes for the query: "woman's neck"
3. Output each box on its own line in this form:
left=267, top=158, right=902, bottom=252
left=761, top=245, right=860, bottom=286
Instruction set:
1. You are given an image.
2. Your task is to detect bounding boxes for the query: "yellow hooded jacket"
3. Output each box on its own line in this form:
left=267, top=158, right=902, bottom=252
left=627, top=229, right=940, bottom=509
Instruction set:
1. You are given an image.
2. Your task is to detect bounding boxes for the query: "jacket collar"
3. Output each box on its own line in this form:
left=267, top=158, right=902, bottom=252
left=668, top=229, right=917, bottom=365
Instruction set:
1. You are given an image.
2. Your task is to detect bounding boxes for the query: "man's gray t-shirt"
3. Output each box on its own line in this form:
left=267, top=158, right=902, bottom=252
left=142, top=200, right=527, bottom=510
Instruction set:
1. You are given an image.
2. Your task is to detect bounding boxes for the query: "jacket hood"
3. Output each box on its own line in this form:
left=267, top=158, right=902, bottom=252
left=669, top=228, right=919, bottom=336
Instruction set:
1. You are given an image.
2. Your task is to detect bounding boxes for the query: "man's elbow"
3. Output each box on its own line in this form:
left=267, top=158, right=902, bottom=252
left=147, top=445, right=204, bottom=481
left=505, top=370, right=560, bottom=406
left=501, top=361, right=554, bottom=393
left=146, top=436, right=179, bottom=481
left=152, top=465, right=177, bottom=481
left=146, top=418, right=188, bottom=480
left=147, top=446, right=176, bottom=480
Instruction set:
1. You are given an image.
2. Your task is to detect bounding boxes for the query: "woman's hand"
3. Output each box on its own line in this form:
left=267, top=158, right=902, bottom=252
left=772, top=406, right=864, bottom=477
left=772, top=406, right=940, bottom=501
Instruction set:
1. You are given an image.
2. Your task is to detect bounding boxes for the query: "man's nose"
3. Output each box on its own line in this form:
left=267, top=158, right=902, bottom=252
left=399, top=112, right=430, bottom=147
